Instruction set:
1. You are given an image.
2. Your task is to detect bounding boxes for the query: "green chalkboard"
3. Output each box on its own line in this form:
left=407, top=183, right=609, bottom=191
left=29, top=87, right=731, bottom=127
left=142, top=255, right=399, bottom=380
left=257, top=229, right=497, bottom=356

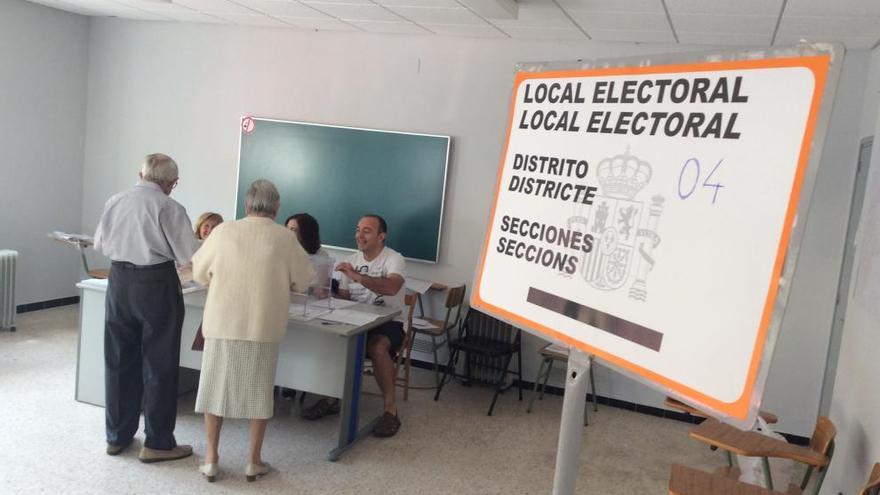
left=236, top=118, right=450, bottom=263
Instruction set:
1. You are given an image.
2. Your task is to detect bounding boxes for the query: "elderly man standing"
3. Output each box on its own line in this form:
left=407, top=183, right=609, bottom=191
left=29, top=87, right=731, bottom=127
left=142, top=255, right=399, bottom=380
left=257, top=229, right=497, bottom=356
left=94, top=153, right=199, bottom=462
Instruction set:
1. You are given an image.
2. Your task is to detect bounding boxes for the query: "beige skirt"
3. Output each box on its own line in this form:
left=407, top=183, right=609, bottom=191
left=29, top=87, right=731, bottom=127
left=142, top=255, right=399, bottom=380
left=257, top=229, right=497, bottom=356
left=194, top=338, right=279, bottom=419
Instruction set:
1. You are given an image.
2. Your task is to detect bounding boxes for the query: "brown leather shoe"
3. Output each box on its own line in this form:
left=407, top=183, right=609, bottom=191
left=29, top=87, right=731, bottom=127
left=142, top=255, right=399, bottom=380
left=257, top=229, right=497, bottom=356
left=372, top=412, right=401, bottom=438
left=106, top=441, right=130, bottom=456
left=138, top=445, right=193, bottom=463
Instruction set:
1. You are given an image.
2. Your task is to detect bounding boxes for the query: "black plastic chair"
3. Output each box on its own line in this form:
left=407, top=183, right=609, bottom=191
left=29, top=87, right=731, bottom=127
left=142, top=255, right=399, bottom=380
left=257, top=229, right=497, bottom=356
left=433, top=308, right=522, bottom=416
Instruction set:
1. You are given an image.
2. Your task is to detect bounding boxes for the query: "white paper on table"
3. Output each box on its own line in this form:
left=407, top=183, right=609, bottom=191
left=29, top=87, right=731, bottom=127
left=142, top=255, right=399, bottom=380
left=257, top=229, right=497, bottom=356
left=412, top=317, right=438, bottom=329
left=181, top=281, right=205, bottom=294
left=329, top=297, right=358, bottom=309
left=288, top=303, right=331, bottom=321
left=319, top=309, right=380, bottom=326
left=404, top=277, right=433, bottom=294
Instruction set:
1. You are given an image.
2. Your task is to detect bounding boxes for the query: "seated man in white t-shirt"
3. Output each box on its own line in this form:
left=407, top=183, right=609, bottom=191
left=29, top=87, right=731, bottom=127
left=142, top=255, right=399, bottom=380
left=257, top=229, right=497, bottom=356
left=301, top=214, right=406, bottom=438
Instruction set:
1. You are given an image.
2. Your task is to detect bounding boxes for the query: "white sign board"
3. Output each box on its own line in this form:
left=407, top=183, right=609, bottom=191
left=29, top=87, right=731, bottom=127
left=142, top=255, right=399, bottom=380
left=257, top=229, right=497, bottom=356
left=473, top=53, right=835, bottom=425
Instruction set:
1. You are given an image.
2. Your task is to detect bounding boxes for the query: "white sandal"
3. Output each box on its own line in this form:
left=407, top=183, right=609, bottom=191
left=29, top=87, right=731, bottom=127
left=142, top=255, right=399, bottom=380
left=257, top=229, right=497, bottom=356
left=199, top=463, right=219, bottom=482
left=245, top=461, right=271, bottom=482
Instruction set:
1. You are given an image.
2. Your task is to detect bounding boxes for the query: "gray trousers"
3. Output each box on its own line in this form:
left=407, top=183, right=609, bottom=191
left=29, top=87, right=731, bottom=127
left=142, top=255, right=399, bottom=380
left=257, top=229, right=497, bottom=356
left=104, top=260, right=183, bottom=450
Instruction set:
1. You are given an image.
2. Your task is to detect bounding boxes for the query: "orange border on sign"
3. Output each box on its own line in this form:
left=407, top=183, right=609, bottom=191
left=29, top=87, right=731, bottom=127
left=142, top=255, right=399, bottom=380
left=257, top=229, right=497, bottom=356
left=472, top=55, right=831, bottom=421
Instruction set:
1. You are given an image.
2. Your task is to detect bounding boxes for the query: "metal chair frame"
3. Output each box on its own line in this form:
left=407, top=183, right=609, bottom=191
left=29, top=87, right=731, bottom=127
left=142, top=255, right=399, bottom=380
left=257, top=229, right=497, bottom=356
left=433, top=308, right=522, bottom=416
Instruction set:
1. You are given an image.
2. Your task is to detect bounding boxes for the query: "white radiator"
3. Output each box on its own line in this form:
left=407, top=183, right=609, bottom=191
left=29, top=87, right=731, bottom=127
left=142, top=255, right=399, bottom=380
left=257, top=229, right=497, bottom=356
left=0, top=250, right=17, bottom=331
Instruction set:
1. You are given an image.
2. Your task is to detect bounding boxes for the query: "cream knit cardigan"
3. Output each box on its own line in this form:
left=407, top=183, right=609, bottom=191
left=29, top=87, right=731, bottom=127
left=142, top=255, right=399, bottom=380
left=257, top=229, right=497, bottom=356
left=192, top=216, right=315, bottom=343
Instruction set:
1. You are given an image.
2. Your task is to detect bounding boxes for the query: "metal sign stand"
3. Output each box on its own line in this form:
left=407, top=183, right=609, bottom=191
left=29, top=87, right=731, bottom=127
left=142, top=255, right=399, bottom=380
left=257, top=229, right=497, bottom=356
left=552, top=348, right=591, bottom=494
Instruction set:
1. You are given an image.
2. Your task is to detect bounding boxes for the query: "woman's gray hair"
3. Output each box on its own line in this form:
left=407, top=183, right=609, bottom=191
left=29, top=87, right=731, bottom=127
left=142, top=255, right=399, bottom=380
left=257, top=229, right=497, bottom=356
left=141, top=153, right=179, bottom=184
left=245, top=179, right=281, bottom=217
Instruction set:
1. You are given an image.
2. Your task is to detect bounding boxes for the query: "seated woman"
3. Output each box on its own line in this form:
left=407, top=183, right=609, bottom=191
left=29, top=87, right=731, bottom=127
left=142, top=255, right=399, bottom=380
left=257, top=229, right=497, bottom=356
left=284, top=213, right=328, bottom=261
left=280, top=213, right=331, bottom=402
left=285, top=213, right=334, bottom=299
left=194, top=212, right=223, bottom=241
left=192, top=180, right=314, bottom=483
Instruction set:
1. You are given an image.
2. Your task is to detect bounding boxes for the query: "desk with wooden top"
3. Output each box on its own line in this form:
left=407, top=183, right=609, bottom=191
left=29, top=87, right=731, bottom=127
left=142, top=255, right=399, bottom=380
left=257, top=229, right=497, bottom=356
left=689, top=419, right=826, bottom=467
left=75, top=278, right=399, bottom=461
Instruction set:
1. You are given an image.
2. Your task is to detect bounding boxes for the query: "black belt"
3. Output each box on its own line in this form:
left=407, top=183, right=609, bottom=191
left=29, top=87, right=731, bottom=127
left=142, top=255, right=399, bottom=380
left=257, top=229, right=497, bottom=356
left=111, top=260, right=175, bottom=271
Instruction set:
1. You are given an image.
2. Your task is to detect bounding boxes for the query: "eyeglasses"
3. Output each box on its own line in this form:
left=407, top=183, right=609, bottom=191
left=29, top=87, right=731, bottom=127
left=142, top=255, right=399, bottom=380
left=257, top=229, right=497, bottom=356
left=171, top=178, right=179, bottom=189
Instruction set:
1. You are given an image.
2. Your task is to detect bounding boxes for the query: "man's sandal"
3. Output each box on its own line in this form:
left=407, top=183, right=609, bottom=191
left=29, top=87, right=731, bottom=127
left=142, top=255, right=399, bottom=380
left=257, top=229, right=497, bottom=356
left=372, top=412, right=401, bottom=438
left=301, top=398, right=340, bottom=420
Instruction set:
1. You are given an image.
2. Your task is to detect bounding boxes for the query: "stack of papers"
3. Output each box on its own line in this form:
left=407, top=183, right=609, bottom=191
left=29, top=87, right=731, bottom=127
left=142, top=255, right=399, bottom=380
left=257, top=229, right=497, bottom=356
left=288, top=296, right=359, bottom=321
left=319, top=309, right=380, bottom=326
left=49, top=231, right=94, bottom=245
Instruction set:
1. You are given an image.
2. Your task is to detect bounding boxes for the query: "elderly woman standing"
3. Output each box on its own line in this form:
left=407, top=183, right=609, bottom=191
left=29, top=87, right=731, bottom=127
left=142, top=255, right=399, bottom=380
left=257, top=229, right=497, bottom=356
left=192, top=180, right=313, bottom=482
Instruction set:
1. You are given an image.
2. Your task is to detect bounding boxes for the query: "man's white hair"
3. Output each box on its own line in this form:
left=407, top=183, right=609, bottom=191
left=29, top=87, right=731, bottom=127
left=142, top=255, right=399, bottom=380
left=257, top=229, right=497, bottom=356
left=141, top=153, right=179, bottom=184
left=245, top=179, right=280, bottom=217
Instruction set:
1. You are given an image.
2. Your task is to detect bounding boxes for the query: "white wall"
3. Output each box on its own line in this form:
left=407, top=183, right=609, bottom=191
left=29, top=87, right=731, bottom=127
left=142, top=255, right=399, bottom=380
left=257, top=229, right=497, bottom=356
left=0, top=0, right=88, bottom=306
left=79, top=19, right=865, bottom=436
left=822, top=46, right=880, bottom=495
left=762, top=50, right=870, bottom=436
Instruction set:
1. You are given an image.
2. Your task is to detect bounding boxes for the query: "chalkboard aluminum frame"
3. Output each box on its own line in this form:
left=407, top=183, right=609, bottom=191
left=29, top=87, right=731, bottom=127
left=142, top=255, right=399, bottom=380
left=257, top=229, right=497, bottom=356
left=234, top=117, right=451, bottom=264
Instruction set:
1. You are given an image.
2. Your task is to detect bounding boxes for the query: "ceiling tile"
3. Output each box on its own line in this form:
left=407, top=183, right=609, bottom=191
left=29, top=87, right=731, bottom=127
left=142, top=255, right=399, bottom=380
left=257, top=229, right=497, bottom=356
left=677, top=31, right=771, bottom=46
left=387, top=6, right=484, bottom=24
left=111, top=1, right=198, bottom=14
left=27, top=0, right=96, bottom=14
left=777, top=15, right=880, bottom=38
left=556, top=0, right=664, bottom=13
left=232, top=0, right=330, bottom=17
left=305, top=2, right=403, bottom=21
left=494, top=2, right=574, bottom=28
left=499, top=26, right=587, bottom=40
left=665, top=0, right=783, bottom=16
left=213, top=12, right=294, bottom=25
left=161, top=10, right=229, bottom=22
left=566, top=10, right=668, bottom=31
left=785, top=0, right=880, bottom=17
left=774, top=34, right=878, bottom=49
left=175, top=0, right=257, bottom=14
left=277, top=15, right=360, bottom=29
left=348, top=20, right=431, bottom=33
left=589, top=28, right=674, bottom=43
left=421, top=22, right=505, bottom=36
left=672, top=13, right=777, bottom=35
left=376, top=0, right=460, bottom=6
left=300, top=0, right=372, bottom=4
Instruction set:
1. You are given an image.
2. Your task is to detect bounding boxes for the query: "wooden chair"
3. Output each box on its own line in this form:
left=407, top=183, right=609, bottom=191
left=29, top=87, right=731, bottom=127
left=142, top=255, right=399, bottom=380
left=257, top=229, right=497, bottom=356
left=433, top=308, right=522, bottom=416
left=860, top=462, right=880, bottom=495
left=526, top=343, right=598, bottom=426
left=414, top=284, right=466, bottom=389
left=670, top=459, right=880, bottom=495
left=669, top=464, right=778, bottom=495
left=393, top=293, right=418, bottom=401
left=53, top=237, right=108, bottom=279
left=687, top=416, right=836, bottom=494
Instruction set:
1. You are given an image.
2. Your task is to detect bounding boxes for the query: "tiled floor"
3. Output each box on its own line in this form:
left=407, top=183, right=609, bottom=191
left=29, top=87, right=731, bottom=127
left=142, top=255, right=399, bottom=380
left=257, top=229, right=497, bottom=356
left=0, top=305, right=722, bottom=494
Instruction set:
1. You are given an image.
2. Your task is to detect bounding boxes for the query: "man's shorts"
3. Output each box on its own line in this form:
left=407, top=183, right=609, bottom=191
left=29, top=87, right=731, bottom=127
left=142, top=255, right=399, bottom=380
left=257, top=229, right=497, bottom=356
left=367, top=320, right=405, bottom=357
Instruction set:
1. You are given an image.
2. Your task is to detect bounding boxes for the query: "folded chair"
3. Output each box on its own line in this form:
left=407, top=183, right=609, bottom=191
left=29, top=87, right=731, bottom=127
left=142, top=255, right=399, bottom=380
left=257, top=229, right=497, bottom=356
left=433, top=308, right=522, bottom=416
left=526, top=343, right=598, bottom=426
left=413, top=284, right=466, bottom=389
left=394, top=294, right=418, bottom=401
left=674, top=415, right=836, bottom=494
